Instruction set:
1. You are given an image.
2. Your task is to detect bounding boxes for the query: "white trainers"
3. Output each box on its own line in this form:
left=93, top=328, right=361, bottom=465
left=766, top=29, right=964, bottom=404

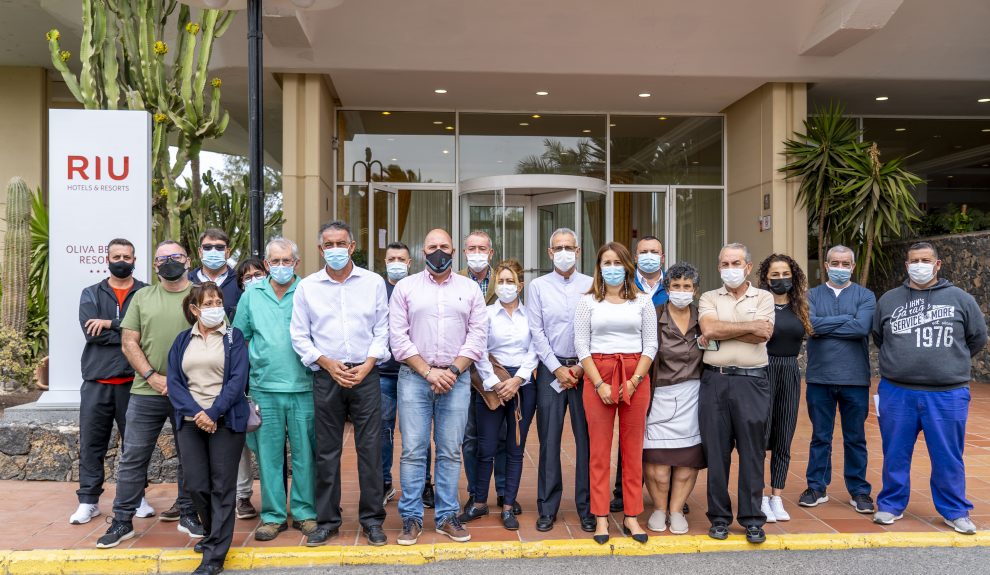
left=668, top=512, right=689, bottom=535
left=873, top=511, right=903, bottom=525
left=69, top=503, right=100, bottom=525
left=647, top=510, right=667, bottom=532
left=760, top=496, right=777, bottom=523
left=135, top=498, right=155, bottom=518
left=944, top=516, right=976, bottom=535
left=769, top=495, right=790, bottom=521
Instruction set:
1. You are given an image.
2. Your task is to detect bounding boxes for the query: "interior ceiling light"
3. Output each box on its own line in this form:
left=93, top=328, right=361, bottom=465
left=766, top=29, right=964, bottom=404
left=442, top=150, right=450, bottom=154
left=638, top=93, right=652, bottom=98
left=983, top=128, right=990, bottom=132
left=381, top=111, right=391, bottom=115
left=536, top=91, right=549, bottom=96
left=434, top=89, right=447, bottom=94
left=978, top=98, right=990, bottom=103
left=609, top=123, right=616, bottom=127
left=531, top=114, right=541, bottom=118
left=390, top=158, right=397, bottom=161
left=582, top=129, right=592, bottom=133
left=895, top=128, right=907, bottom=132
left=445, top=126, right=454, bottom=130
left=875, top=96, right=889, bottom=101
left=433, top=121, right=443, bottom=125
left=658, top=116, right=668, bottom=120
left=519, top=122, right=530, bottom=126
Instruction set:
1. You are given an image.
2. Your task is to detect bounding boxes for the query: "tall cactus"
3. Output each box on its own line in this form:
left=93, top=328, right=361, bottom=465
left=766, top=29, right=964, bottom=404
left=1, top=177, right=32, bottom=335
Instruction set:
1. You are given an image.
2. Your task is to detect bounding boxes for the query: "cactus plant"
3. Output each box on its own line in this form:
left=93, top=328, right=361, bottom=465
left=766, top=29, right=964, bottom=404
left=1, top=177, right=31, bottom=336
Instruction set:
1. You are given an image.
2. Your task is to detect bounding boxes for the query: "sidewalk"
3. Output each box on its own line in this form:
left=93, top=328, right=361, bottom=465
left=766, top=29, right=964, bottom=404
left=1, top=381, right=988, bottom=553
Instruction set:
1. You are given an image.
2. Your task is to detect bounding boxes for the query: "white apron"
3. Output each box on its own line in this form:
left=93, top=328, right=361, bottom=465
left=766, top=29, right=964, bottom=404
left=643, top=378, right=701, bottom=450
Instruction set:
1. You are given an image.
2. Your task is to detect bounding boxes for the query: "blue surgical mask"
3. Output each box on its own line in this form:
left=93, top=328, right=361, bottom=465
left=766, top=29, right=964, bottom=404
left=201, top=250, right=227, bottom=271
left=386, top=262, right=409, bottom=281
left=269, top=265, right=294, bottom=285
left=324, top=247, right=350, bottom=271
left=828, top=267, right=852, bottom=286
left=637, top=253, right=662, bottom=274
left=601, top=265, right=626, bottom=287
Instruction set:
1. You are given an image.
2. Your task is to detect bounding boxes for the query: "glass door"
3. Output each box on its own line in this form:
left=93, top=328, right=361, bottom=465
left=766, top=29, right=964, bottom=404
left=459, top=188, right=526, bottom=269
left=533, top=191, right=577, bottom=276
left=611, top=186, right=669, bottom=261
left=370, top=184, right=397, bottom=273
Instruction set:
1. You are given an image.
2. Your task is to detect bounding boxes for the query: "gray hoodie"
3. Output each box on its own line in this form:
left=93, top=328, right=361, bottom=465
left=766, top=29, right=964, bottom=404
left=873, top=278, right=988, bottom=390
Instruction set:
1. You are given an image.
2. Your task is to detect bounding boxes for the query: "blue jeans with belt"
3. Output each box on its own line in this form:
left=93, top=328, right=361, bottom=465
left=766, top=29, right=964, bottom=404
left=471, top=371, right=536, bottom=506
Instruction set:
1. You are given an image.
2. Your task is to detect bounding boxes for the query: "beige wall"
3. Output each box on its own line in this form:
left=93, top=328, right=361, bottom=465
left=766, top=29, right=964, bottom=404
left=282, top=74, right=334, bottom=273
left=722, top=83, right=809, bottom=279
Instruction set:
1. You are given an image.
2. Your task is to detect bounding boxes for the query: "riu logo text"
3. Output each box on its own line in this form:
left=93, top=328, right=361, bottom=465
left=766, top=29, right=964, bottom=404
left=67, top=155, right=129, bottom=181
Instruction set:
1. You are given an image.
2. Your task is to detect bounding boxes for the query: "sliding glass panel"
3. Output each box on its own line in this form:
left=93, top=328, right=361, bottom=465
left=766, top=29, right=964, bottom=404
left=675, top=188, right=724, bottom=292
left=335, top=185, right=369, bottom=267
left=396, top=189, right=453, bottom=273
left=612, top=190, right=666, bottom=253
left=580, top=191, right=607, bottom=273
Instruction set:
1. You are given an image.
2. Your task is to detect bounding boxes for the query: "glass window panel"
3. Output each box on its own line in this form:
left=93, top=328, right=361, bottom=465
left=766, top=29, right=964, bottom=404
left=612, top=190, right=666, bottom=253
left=335, top=185, right=369, bottom=267
left=675, top=188, right=724, bottom=292
left=459, top=113, right=607, bottom=180
left=459, top=190, right=525, bottom=269
left=581, top=191, right=607, bottom=273
left=338, top=111, right=455, bottom=183
left=397, top=189, right=453, bottom=273
left=536, top=202, right=576, bottom=276
left=610, top=116, right=723, bottom=186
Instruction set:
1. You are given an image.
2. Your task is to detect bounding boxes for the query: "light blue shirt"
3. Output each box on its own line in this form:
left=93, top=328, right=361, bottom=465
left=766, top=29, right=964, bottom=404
left=525, top=270, right=594, bottom=372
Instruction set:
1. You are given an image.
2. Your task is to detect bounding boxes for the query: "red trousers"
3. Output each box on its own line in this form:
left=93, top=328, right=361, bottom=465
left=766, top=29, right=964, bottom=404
left=583, top=352, right=650, bottom=517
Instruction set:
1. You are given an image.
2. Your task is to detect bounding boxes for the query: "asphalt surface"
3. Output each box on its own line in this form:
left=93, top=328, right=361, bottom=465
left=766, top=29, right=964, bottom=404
left=246, top=547, right=990, bottom=575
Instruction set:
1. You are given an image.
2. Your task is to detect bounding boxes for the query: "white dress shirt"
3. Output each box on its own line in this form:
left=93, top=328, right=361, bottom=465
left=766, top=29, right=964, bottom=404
left=475, top=302, right=539, bottom=390
left=290, top=264, right=391, bottom=369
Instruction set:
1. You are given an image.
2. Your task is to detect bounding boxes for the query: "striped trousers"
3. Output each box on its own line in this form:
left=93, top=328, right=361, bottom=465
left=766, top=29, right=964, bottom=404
left=766, top=355, right=801, bottom=490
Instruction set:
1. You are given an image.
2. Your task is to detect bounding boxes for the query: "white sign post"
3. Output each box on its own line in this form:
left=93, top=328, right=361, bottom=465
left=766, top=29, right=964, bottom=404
left=39, top=110, right=152, bottom=406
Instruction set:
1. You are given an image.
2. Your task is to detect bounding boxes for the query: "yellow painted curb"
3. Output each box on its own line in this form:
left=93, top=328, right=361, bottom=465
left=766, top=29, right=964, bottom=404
left=2, top=531, right=989, bottom=574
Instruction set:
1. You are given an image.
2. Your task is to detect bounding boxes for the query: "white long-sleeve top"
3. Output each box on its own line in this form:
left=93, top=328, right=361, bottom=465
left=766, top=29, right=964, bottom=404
left=573, top=293, right=659, bottom=361
left=474, top=302, right=539, bottom=390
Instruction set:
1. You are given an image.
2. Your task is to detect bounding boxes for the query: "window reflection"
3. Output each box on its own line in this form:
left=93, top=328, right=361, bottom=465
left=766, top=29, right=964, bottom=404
left=610, top=116, right=723, bottom=185
left=338, top=111, right=455, bottom=183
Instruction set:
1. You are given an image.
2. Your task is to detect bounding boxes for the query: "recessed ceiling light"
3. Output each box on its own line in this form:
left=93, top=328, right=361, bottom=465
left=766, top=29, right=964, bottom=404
left=983, top=128, right=990, bottom=132
left=390, top=158, right=397, bottom=162
left=442, top=150, right=449, bottom=155
left=947, top=175, right=954, bottom=178
left=895, top=128, right=907, bottom=132
left=582, top=129, right=592, bottom=133
left=658, top=116, right=668, bottom=120
left=386, top=137, right=395, bottom=141
left=434, top=89, right=447, bottom=94
left=638, top=93, right=651, bottom=98
left=433, top=121, right=443, bottom=125
left=519, top=122, right=529, bottom=126
left=536, top=91, right=549, bottom=96
left=381, top=111, right=391, bottom=115
left=875, top=96, right=889, bottom=101
left=609, top=123, right=616, bottom=127
left=691, top=161, right=700, bottom=165
left=531, top=114, right=541, bottom=118
left=979, top=98, right=990, bottom=103
left=445, top=126, right=454, bottom=130
left=933, top=134, right=941, bottom=138
left=497, top=160, right=504, bottom=163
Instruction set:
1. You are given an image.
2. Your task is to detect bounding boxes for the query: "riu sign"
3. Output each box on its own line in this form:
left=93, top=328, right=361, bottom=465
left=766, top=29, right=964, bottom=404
left=67, top=155, right=130, bottom=181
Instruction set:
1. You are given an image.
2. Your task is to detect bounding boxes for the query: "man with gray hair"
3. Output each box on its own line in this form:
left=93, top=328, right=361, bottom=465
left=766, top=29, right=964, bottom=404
left=232, top=237, right=318, bottom=541
left=527, top=227, right=596, bottom=534
left=800, top=245, right=876, bottom=514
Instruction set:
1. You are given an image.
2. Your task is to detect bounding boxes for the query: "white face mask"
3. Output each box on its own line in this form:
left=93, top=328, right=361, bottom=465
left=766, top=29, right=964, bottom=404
left=908, top=262, right=936, bottom=285
left=668, top=291, right=694, bottom=309
left=553, top=250, right=576, bottom=272
left=385, top=262, right=409, bottom=281
left=496, top=283, right=519, bottom=304
left=466, top=253, right=490, bottom=273
left=720, top=267, right=747, bottom=289
left=198, top=306, right=226, bottom=328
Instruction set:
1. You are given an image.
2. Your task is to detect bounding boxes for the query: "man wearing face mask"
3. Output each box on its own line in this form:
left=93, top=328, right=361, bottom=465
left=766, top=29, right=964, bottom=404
left=460, top=231, right=498, bottom=304
left=697, top=242, right=775, bottom=544
left=98, top=240, right=205, bottom=548
left=188, top=229, right=242, bottom=319
left=389, top=228, right=488, bottom=545
left=527, top=227, right=596, bottom=534
left=232, top=238, right=318, bottom=542
left=872, top=242, right=987, bottom=534
left=801, top=245, right=877, bottom=514
left=71, top=239, right=151, bottom=525
left=291, top=221, right=390, bottom=546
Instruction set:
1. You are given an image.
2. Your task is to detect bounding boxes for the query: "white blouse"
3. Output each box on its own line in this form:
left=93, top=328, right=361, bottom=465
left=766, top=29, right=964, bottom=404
left=474, top=302, right=539, bottom=390
left=573, top=293, right=658, bottom=361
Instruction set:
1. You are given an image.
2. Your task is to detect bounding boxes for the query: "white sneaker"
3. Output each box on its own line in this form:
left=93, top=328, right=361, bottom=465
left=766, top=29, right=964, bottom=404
left=769, top=495, right=790, bottom=521
left=69, top=503, right=100, bottom=525
left=668, top=512, right=689, bottom=535
left=760, top=496, right=777, bottom=523
left=135, top=498, right=155, bottom=518
left=647, top=510, right=667, bottom=532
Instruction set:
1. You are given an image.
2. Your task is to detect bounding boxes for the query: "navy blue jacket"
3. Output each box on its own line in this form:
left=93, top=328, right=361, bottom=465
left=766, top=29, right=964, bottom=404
left=166, top=325, right=250, bottom=432
left=806, top=282, right=876, bottom=386
left=635, top=273, right=669, bottom=306
left=188, top=266, right=243, bottom=319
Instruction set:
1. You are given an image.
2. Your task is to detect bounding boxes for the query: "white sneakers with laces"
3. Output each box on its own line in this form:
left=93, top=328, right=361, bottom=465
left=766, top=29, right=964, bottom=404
left=135, top=497, right=155, bottom=518
left=69, top=503, right=101, bottom=525
left=769, top=495, right=790, bottom=521
left=760, top=496, right=777, bottom=523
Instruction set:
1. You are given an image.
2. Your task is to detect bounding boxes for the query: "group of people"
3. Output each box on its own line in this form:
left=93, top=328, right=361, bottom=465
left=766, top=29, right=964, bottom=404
left=71, top=222, right=986, bottom=574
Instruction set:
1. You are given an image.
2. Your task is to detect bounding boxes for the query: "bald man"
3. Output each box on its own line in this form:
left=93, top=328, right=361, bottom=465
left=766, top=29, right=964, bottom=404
left=389, top=229, right=489, bottom=545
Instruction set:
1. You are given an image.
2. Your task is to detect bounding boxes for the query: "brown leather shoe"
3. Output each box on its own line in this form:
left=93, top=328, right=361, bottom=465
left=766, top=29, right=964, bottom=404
left=396, top=518, right=423, bottom=546
left=436, top=517, right=471, bottom=542
left=235, top=498, right=257, bottom=520
left=254, top=522, right=287, bottom=541
left=291, top=519, right=319, bottom=536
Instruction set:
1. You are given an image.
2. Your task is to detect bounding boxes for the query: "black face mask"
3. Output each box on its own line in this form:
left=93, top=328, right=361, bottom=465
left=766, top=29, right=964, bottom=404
left=768, top=278, right=793, bottom=295
left=108, top=261, right=134, bottom=279
left=157, top=260, right=186, bottom=282
left=424, top=249, right=453, bottom=273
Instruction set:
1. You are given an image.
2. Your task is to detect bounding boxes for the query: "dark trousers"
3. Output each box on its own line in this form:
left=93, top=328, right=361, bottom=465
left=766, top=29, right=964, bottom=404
left=698, top=369, right=770, bottom=528
left=535, top=362, right=591, bottom=519
left=464, top=387, right=508, bottom=498
left=472, top=377, right=537, bottom=505
left=77, top=380, right=131, bottom=504
left=805, top=383, right=872, bottom=497
left=113, top=394, right=193, bottom=520
left=314, top=369, right=385, bottom=530
left=177, top=424, right=244, bottom=568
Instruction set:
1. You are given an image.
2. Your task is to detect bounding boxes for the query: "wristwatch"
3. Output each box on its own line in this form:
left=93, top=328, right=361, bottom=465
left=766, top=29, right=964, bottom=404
left=448, top=364, right=462, bottom=377
left=142, top=368, right=156, bottom=380
left=631, top=374, right=645, bottom=385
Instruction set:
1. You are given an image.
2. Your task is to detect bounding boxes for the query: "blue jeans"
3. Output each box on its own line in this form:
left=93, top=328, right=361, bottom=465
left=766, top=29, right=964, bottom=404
left=876, top=379, right=972, bottom=520
left=381, top=374, right=431, bottom=486
left=472, top=375, right=536, bottom=505
left=397, top=366, right=471, bottom=526
left=805, top=383, right=871, bottom=497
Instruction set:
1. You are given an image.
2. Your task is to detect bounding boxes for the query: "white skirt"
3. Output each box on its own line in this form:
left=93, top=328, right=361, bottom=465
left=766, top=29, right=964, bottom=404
left=643, top=379, right=701, bottom=450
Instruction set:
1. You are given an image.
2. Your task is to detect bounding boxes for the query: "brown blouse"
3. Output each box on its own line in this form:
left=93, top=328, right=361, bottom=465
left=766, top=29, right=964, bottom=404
left=652, top=304, right=704, bottom=387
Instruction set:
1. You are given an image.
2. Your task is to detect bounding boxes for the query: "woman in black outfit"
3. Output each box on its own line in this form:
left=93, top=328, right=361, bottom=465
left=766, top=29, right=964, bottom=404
left=757, top=254, right=812, bottom=524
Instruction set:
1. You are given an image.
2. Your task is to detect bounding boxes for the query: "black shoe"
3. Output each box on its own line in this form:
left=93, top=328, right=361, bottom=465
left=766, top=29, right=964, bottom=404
left=593, top=534, right=610, bottom=545
left=849, top=493, right=876, bottom=514
left=363, top=525, right=387, bottom=546
left=422, top=483, right=436, bottom=509
left=708, top=522, right=729, bottom=540
left=501, top=510, right=519, bottom=531
left=496, top=496, right=523, bottom=516
left=458, top=504, right=489, bottom=523
left=622, top=526, right=649, bottom=544
left=798, top=488, right=829, bottom=507
left=683, top=502, right=690, bottom=514
left=745, top=525, right=766, bottom=544
left=96, top=518, right=134, bottom=548
left=178, top=514, right=206, bottom=538
left=160, top=502, right=181, bottom=522
left=305, top=526, right=339, bottom=547
left=192, top=564, right=223, bottom=575
left=462, top=495, right=476, bottom=513
left=535, top=515, right=555, bottom=532
left=580, top=516, right=596, bottom=533
left=194, top=540, right=206, bottom=553
left=609, top=497, right=624, bottom=513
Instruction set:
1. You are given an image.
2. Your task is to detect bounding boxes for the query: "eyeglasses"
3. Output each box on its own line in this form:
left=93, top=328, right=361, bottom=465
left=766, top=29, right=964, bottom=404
left=549, top=246, right=578, bottom=253
left=201, top=243, right=227, bottom=252
left=154, top=254, right=188, bottom=265
left=266, top=259, right=296, bottom=266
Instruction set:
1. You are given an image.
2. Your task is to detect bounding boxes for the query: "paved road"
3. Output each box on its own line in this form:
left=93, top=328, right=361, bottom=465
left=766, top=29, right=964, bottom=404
left=246, top=547, right=990, bottom=575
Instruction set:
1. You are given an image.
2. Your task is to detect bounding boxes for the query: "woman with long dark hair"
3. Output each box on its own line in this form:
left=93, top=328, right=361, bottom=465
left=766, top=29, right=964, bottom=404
left=757, top=254, right=812, bottom=523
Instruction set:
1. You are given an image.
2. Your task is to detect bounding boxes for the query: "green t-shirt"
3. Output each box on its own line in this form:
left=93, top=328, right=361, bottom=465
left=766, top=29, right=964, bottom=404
left=120, top=282, right=193, bottom=395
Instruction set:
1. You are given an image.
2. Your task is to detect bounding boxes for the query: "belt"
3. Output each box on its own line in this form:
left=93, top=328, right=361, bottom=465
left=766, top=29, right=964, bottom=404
left=556, top=356, right=580, bottom=367
left=430, top=365, right=450, bottom=371
left=342, top=362, right=363, bottom=369
left=704, top=364, right=768, bottom=379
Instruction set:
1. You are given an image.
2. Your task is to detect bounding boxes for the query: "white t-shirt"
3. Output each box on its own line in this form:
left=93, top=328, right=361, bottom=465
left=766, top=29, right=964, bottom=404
left=573, top=293, right=658, bottom=360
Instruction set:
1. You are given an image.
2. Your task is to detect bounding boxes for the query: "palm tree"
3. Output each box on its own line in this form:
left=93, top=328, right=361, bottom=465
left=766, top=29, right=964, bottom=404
left=516, top=138, right=606, bottom=177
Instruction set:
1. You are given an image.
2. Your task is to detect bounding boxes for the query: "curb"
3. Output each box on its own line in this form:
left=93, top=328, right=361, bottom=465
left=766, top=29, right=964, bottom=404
left=0, top=531, right=987, bottom=574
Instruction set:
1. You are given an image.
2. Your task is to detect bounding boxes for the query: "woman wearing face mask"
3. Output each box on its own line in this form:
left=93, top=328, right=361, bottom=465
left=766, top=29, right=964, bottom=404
left=642, top=262, right=706, bottom=535
left=574, top=242, right=657, bottom=545
left=167, top=282, right=250, bottom=575
left=458, top=259, right=538, bottom=531
left=236, top=258, right=267, bottom=291
left=756, top=254, right=812, bottom=524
